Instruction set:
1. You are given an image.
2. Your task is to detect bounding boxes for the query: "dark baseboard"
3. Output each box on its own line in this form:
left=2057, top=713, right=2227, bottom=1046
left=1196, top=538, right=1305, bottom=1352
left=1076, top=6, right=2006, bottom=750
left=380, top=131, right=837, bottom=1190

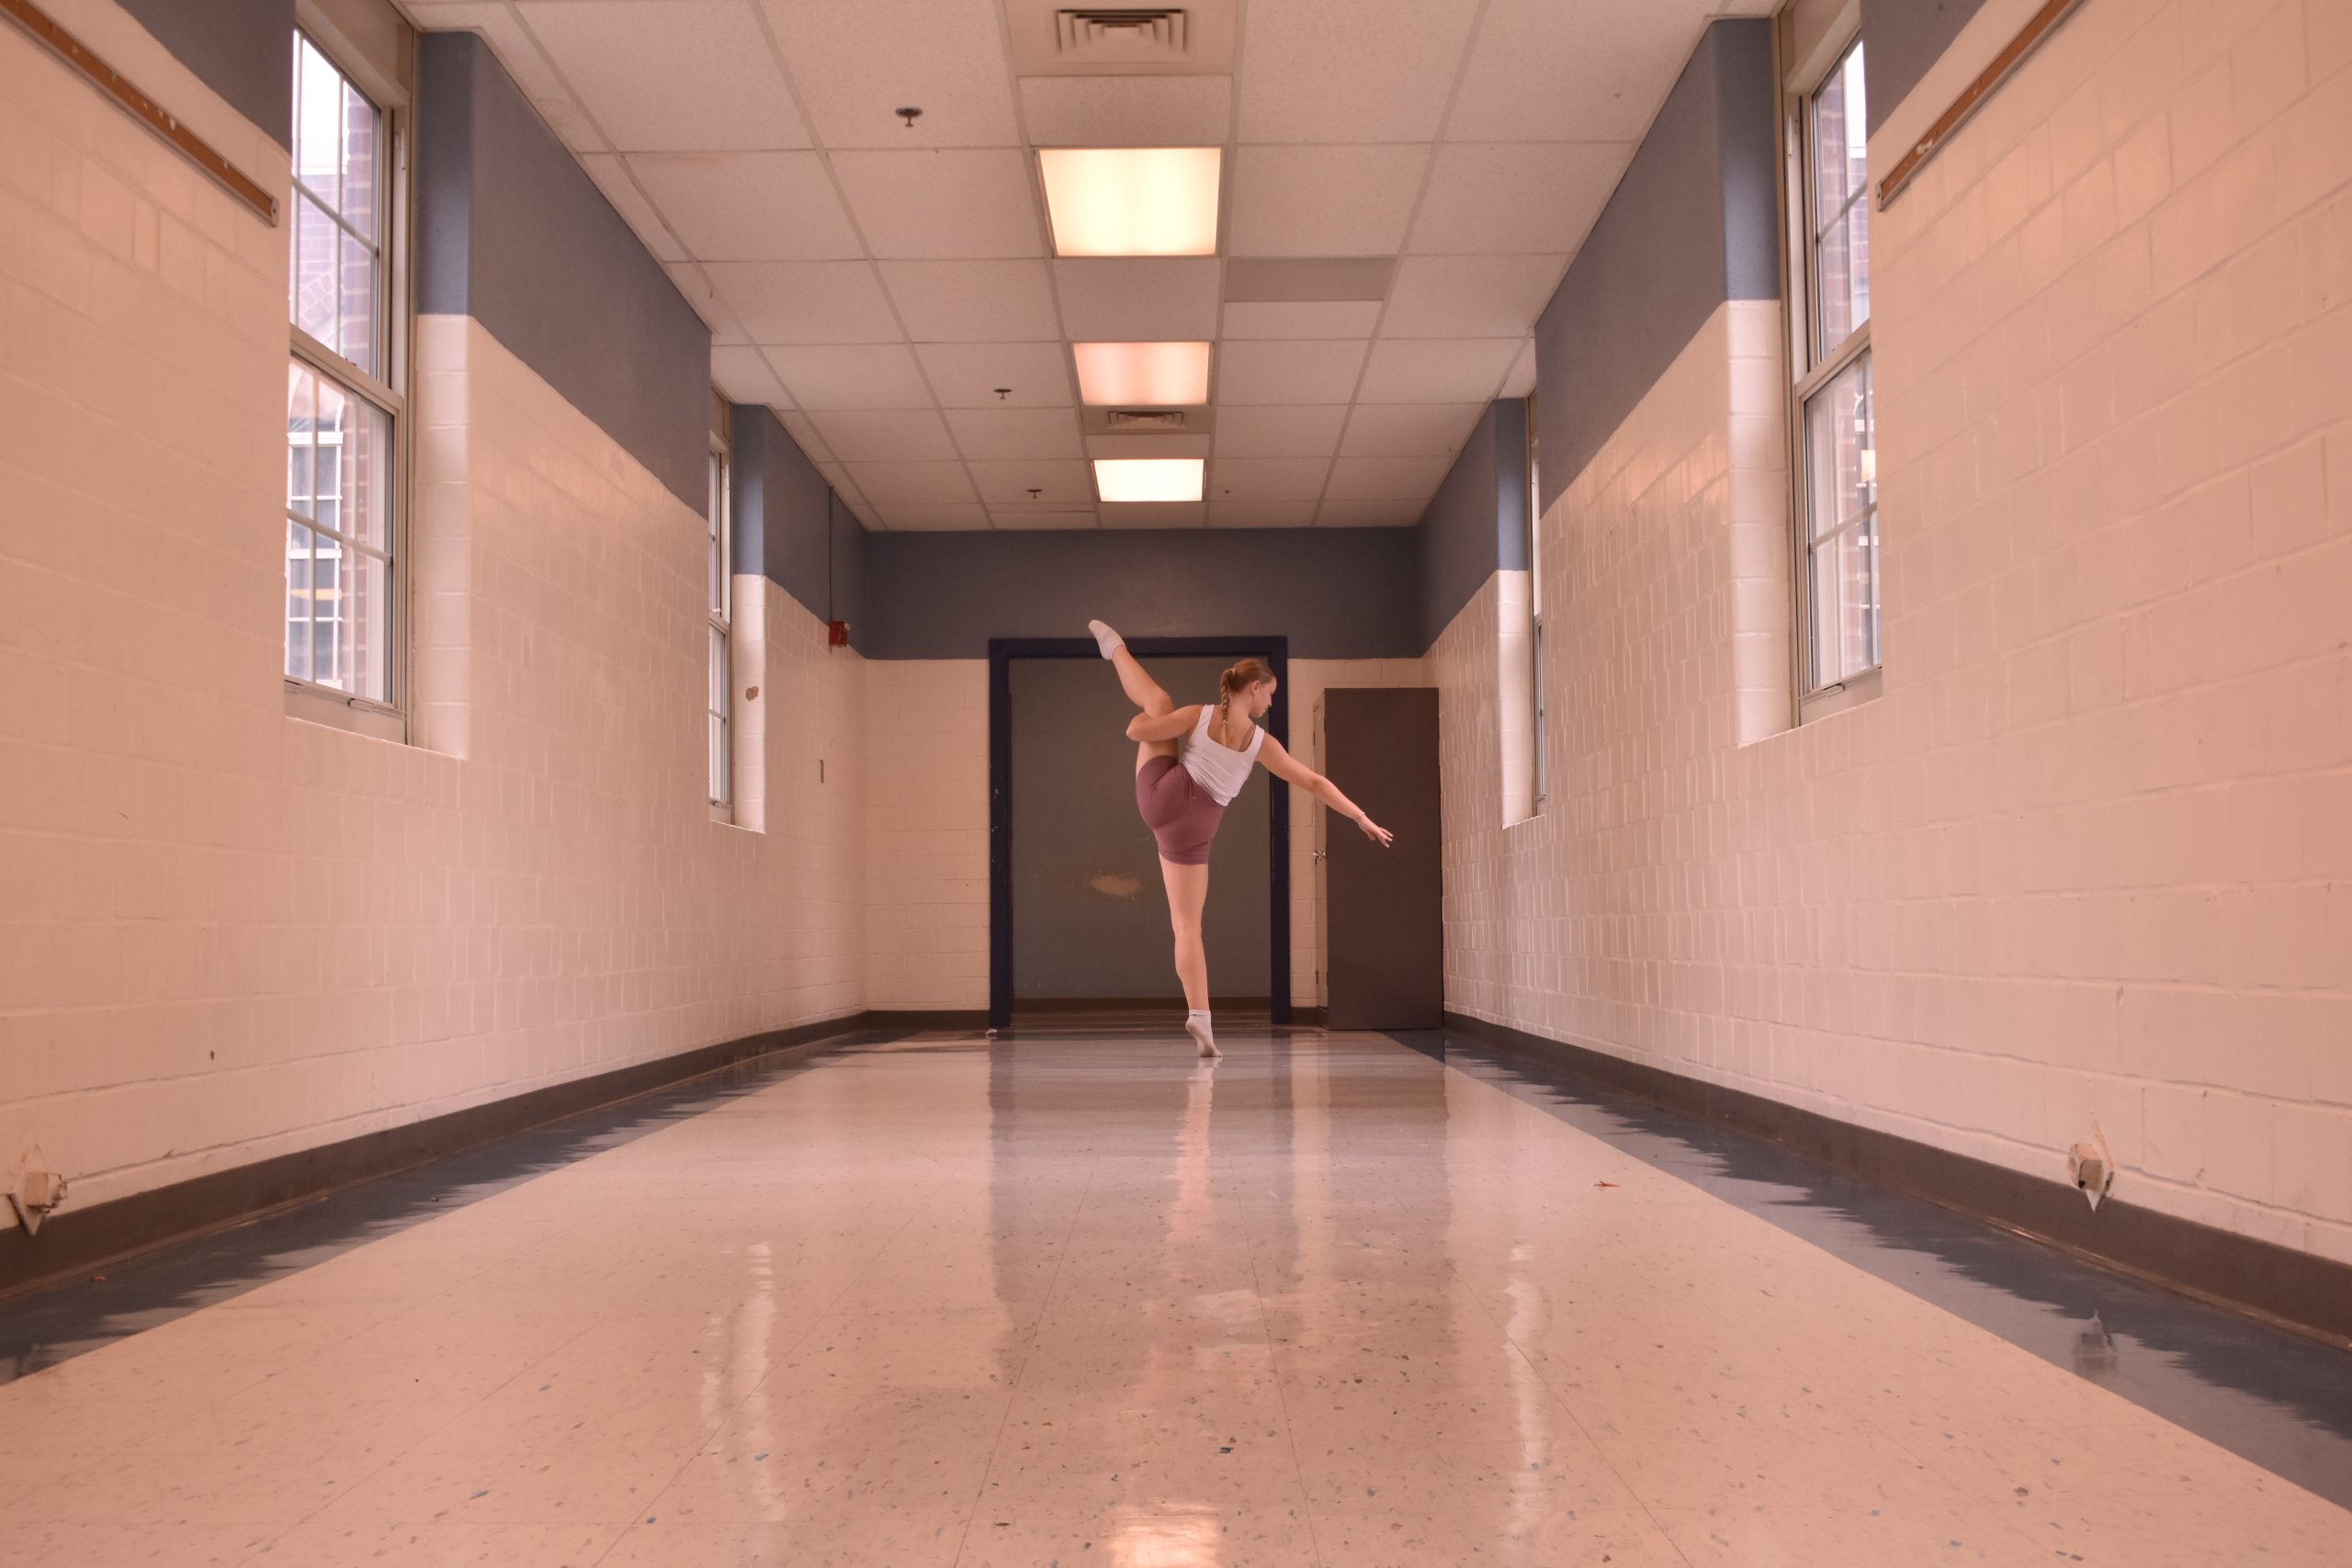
left=1010, top=997, right=1270, bottom=1014
left=1443, top=1012, right=2352, bottom=1348
left=1288, top=1007, right=1329, bottom=1028
left=862, top=1008, right=991, bottom=1032
left=0, top=1008, right=968, bottom=1302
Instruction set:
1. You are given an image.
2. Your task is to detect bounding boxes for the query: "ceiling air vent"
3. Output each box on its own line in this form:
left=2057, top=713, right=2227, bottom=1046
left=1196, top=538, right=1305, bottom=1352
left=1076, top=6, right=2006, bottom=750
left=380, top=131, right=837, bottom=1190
left=1106, top=410, right=1187, bottom=430
left=1056, top=8, right=1190, bottom=64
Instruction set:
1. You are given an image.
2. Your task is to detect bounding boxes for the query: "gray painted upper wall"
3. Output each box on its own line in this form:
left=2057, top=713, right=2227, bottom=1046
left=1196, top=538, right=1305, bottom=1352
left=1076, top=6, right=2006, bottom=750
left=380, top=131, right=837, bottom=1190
left=731, top=405, right=870, bottom=650
left=1532, top=19, right=1778, bottom=515
left=415, top=33, right=709, bottom=511
left=118, top=0, right=294, bottom=149
left=861, top=529, right=1423, bottom=661
left=1860, top=0, right=1994, bottom=134
left=1416, top=401, right=1527, bottom=650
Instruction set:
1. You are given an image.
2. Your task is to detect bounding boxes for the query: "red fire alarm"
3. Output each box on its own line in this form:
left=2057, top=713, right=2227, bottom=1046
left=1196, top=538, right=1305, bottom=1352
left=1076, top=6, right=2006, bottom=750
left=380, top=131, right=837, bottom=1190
left=827, top=620, right=851, bottom=648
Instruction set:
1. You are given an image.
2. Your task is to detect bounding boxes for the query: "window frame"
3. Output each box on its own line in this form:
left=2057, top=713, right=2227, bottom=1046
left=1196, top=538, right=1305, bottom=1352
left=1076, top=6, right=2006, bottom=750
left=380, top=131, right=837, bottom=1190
left=707, top=422, right=733, bottom=815
left=1525, top=392, right=1546, bottom=813
left=1783, top=26, right=1883, bottom=724
left=283, top=12, right=413, bottom=737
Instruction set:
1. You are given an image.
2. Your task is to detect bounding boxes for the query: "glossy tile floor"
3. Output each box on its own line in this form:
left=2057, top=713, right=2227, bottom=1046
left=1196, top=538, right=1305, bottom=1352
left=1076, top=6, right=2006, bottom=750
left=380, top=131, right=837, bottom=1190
left=3, top=1027, right=2349, bottom=1566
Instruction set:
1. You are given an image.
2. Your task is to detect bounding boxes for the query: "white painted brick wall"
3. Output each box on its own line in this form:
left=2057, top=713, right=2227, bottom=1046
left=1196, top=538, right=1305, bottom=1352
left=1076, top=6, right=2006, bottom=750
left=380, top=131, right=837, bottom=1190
left=1435, top=0, right=2352, bottom=1265
left=862, top=660, right=989, bottom=1010
left=0, top=14, right=865, bottom=1221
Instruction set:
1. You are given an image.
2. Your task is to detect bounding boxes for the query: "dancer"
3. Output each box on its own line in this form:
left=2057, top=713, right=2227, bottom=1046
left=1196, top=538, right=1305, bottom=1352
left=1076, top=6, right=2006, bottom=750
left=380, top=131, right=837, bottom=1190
left=1088, top=620, right=1395, bottom=1058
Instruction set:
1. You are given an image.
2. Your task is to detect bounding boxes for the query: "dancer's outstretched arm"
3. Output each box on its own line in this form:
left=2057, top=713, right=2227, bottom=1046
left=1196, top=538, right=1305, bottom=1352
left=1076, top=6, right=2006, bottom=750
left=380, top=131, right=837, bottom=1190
left=1259, top=735, right=1395, bottom=846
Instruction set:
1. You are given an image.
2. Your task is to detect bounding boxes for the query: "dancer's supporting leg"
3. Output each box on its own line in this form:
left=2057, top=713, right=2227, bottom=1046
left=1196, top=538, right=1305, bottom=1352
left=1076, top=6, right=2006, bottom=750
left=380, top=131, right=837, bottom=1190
left=1159, top=857, right=1218, bottom=1057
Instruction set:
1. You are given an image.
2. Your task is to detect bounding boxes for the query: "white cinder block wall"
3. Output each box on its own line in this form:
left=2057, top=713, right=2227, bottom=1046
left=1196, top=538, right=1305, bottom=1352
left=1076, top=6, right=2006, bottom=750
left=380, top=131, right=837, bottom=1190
left=1436, top=0, right=2352, bottom=1265
left=0, top=10, right=865, bottom=1224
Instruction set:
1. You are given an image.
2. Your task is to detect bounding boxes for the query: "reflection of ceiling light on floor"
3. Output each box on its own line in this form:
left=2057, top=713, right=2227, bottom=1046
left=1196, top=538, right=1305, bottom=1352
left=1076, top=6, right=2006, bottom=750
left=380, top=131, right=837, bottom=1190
left=1093, top=458, right=1203, bottom=502
left=1073, top=342, right=1210, bottom=406
left=1109, top=1506, right=1225, bottom=1568
left=1039, top=148, right=1221, bottom=256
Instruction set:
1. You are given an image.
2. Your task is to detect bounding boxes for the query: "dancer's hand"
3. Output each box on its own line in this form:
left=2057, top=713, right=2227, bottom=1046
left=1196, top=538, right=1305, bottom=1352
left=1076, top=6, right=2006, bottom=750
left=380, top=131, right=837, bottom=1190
left=1357, top=817, right=1394, bottom=848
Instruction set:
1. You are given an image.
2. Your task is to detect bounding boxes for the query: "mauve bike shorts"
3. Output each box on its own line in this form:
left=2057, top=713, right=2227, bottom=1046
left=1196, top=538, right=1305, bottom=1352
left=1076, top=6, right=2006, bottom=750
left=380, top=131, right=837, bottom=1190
left=1136, top=754, right=1224, bottom=866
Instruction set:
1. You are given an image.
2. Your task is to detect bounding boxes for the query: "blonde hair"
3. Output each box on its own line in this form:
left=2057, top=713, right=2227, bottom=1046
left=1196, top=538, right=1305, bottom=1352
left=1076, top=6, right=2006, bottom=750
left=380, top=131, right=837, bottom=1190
left=1216, top=658, right=1275, bottom=739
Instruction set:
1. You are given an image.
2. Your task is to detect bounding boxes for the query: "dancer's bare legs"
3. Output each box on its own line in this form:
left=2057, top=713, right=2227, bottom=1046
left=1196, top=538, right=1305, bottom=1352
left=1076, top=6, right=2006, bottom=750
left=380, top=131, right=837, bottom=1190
left=1094, top=620, right=1220, bottom=1058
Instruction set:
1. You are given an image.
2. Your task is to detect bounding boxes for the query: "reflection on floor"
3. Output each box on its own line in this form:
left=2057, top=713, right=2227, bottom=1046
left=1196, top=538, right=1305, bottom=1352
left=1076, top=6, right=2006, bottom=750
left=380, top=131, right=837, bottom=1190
left=1, top=1025, right=2347, bottom=1566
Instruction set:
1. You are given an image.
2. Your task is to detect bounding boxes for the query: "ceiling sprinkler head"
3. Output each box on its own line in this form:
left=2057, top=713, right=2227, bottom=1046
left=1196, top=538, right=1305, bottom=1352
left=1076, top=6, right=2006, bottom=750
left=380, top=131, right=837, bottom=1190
left=993, top=387, right=1012, bottom=400
left=896, top=106, right=922, bottom=128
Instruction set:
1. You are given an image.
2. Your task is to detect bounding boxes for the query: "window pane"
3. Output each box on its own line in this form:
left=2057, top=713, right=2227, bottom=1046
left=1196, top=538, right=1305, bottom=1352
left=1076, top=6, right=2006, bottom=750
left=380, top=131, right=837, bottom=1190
left=287, top=359, right=318, bottom=521
left=347, top=546, right=391, bottom=703
left=1811, top=515, right=1881, bottom=686
left=295, top=39, right=343, bottom=213
left=340, top=76, right=379, bottom=241
left=1804, top=355, right=1873, bottom=542
left=285, top=523, right=315, bottom=682
left=313, top=378, right=346, bottom=538
left=292, top=192, right=338, bottom=344
left=332, top=385, right=392, bottom=549
left=1808, top=41, right=1871, bottom=352
left=339, top=230, right=377, bottom=374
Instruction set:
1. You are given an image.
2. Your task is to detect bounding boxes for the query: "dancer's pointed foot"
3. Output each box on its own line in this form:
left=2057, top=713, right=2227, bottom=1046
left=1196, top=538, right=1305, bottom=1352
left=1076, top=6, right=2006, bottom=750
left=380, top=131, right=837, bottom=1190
left=1087, top=619, right=1125, bottom=659
left=1186, top=1010, right=1220, bottom=1058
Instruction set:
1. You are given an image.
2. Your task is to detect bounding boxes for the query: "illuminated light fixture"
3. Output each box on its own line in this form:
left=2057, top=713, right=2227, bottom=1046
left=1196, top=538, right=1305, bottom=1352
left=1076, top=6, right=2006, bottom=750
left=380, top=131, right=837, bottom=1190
left=1073, top=341, right=1210, bottom=406
left=1039, top=147, right=1221, bottom=256
left=1094, top=457, right=1204, bottom=502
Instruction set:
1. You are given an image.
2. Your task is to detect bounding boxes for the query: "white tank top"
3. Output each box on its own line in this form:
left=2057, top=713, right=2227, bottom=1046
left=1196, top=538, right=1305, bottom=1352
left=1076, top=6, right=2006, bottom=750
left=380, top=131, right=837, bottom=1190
left=1182, top=704, right=1264, bottom=806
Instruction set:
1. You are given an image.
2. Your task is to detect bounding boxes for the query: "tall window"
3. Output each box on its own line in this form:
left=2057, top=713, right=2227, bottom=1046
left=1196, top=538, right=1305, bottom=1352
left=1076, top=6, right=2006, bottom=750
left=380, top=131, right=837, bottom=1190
left=1792, top=37, right=1877, bottom=712
left=287, top=31, right=401, bottom=707
left=1526, top=394, right=1545, bottom=809
left=707, top=438, right=731, bottom=809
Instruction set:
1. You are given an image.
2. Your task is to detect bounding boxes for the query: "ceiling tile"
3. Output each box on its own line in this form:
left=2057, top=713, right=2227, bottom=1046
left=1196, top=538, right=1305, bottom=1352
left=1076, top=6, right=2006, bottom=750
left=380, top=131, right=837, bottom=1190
left=876, top=502, right=991, bottom=529
left=711, top=345, right=789, bottom=408
left=1085, top=434, right=1213, bottom=461
left=1325, top=454, right=1454, bottom=501
left=1380, top=254, right=1566, bottom=339
left=915, top=343, right=1076, bottom=406
left=989, top=510, right=1100, bottom=529
left=1339, top=403, right=1487, bottom=458
left=1449, top=0, right=1719, bottom=143
left=630, top=152, right=860, bottom=259
left=1209, top=501, right=1318, bottom=528
left=1210, top=405, right=1350, bottom=458
left=944, top=407, right=1086, bottom=459
left=706, top=262, right=900, bottom=344
left=1408, top=142, right=1626, bottom=255
left=780, top=412, right=834, bottom=462
left=1228, top=145, right=1428, bottom=256
left=1220, top=301, right=1383, bottom=340
left=515, top=1, right=808, bottom=151
left=1500, top=339, right=1538, bottom=398
left=755, top=0, right=1021, bottom=148
left=1316, top=498, right=1424, bottom=526
left=579, top=154, right=685, bottom=260
left=1237, top=0, right=1483, bottom=143
left=429, top=4, right=606, bottom=149
left=1204, top=457, right=1329, bottom=502
left=1019, top=76, right=1233, bottom=147
left=965, top=459, right=1097, bottom=507
left=1213, top=339, right=1368, bottom=404
left=1100, top=502, right=1206, bottom=529
left=878, top=261, right=1061, bottom=343
left=767, top=344, right=933, bottom=411
left=808, top=410, right=958, bottom=462
left=1054, top=259, right=1220, bottom=342
left=831, top=150, right=1045, bottom=259
left=662, top=260, right=745, bottom=341
left=847, top=461, right=978, bottom=503
left=814, top=460, right=863, bottom=499
left=1355, top=338, right=1521, bottom=403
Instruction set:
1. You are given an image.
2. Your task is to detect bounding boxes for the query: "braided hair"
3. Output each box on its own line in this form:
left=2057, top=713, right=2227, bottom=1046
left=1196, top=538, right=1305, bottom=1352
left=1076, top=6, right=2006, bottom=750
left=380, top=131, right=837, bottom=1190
left=1216, top=658, right=1275, bottom=746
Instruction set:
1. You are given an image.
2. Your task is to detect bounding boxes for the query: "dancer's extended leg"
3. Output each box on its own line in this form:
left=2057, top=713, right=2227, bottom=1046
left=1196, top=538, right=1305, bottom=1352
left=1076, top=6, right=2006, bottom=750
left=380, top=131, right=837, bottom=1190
left=1159, top=856, right=1218, bottom=1056
left=1092, top=620, right=1181, bottom=772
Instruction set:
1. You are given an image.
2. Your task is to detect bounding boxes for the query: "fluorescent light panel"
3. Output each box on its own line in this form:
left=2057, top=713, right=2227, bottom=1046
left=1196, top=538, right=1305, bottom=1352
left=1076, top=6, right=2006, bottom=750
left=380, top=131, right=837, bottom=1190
left=1039, top=147, right=1221, bottom=257
left=1094, top=458, right=1203, bottom=502
left=1073, top=341, right=1210, bottom=406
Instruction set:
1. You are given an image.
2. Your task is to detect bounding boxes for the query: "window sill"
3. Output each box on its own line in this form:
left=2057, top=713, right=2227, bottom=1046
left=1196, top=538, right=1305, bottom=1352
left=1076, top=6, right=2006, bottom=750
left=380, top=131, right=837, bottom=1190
left=284, top=679, right=406, bottom=742
left=1797, top=665, right=1883, bottom=724
left=708, top=801, right=735, bottom=825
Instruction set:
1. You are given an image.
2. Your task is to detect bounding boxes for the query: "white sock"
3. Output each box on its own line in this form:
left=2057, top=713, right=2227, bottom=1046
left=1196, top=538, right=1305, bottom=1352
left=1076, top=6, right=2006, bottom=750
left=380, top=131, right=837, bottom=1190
left=1087, top=619, right=1125, bottom=658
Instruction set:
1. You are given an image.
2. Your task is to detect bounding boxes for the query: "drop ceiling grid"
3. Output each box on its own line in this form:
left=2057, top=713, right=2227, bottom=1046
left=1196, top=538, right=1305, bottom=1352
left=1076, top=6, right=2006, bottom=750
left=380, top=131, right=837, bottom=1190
left=398, top=0, right=1770, bottom=531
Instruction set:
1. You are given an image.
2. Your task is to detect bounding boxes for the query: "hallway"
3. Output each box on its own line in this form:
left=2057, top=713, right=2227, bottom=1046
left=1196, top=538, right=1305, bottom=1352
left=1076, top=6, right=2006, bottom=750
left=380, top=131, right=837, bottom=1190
left=4, top=1028, right=2346, bottom=1566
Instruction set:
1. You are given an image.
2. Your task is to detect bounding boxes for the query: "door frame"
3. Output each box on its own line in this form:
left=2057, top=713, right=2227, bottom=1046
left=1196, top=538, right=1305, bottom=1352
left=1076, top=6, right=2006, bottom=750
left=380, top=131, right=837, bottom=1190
left=989, top=636, right=1291, bottom=1030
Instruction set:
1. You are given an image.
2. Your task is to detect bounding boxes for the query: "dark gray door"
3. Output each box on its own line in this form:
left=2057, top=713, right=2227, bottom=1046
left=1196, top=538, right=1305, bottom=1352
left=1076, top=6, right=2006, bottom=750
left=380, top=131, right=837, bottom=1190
left=1325, top=688, right=1442, bottom=1030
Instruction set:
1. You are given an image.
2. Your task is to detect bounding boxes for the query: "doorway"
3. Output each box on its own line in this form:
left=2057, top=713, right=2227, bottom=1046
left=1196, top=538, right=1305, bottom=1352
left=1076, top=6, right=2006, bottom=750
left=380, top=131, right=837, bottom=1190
left=989, top=637, right=1290, bottom=1030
